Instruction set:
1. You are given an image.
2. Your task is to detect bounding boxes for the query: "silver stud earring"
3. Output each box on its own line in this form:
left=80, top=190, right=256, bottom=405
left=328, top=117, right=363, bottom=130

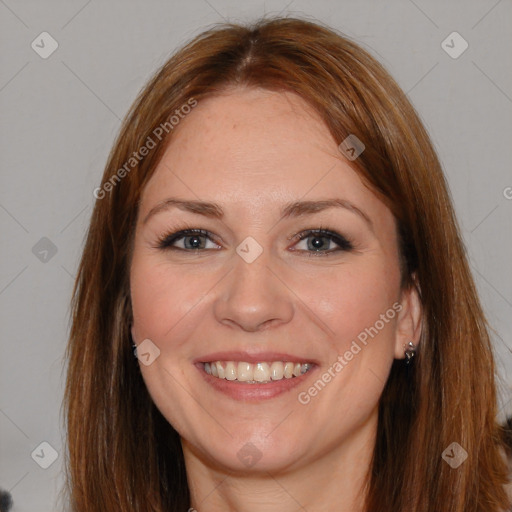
left=404, top=341, right=416, bottom=365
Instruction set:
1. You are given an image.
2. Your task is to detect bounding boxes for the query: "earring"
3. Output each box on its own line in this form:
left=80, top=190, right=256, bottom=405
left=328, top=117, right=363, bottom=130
left=404, top=341, right=416, bottom=365
left=132, top=340, right=138, bottom=358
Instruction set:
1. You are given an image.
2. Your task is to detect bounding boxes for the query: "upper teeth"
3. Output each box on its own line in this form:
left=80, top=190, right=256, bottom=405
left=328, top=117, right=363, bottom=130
left=204, top=361, right=312, bottom=382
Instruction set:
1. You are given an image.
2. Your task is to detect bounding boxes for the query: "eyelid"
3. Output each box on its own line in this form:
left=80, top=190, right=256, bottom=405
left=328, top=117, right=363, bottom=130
left=155, top=225, right=354, bottom=255
left=288, top=228, right=354, bottom=253
left=156, top=228, right=220, bottom=250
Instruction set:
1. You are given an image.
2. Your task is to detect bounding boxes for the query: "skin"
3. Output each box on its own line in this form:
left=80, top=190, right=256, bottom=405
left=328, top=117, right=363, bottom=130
left=130, top=87, right=422, bottom=512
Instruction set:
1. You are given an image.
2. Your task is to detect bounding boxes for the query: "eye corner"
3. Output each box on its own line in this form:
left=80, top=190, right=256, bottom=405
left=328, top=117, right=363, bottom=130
left=289, top=228, right=355, bottom=256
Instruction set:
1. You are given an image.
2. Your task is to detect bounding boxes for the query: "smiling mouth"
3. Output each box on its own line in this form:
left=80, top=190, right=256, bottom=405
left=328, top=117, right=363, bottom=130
left=202, top=361, right=313, bottom=383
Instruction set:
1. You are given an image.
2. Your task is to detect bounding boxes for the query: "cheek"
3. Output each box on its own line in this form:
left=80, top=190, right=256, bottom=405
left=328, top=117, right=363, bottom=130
left=292, top=264, right=401, bottom=431
left=296, top=260, right=401, bottom=355
left=131, top=251, right=401, bottom=352
left=130, top=256, right=204, bottom=345
left=129, top=256, right=213, bottom=434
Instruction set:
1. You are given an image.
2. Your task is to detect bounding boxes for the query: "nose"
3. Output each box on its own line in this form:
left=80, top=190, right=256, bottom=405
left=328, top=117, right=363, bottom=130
left=213, top=248, right=295, bottom=332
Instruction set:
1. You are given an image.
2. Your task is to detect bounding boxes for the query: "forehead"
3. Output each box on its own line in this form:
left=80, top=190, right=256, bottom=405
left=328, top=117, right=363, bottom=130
left=139, top=87, right=390, bottom=226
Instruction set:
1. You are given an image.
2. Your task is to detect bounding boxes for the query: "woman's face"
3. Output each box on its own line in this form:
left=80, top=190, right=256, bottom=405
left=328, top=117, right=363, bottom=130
left=130, top=87, right=420, bottom=474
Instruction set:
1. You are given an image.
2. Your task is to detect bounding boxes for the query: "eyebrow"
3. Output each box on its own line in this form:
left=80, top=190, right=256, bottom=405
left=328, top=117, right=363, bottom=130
left=142, top=197, right=373, bottom=231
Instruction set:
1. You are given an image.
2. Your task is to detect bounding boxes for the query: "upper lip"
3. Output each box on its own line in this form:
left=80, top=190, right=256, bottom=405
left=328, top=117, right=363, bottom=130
left=194, top=351, right=319, bottom=365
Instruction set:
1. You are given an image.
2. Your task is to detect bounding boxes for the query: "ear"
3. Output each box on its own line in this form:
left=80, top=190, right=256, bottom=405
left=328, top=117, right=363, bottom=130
left=394, top=274, right=423, bottom=360
left=131, top=324, right=137, bottom=345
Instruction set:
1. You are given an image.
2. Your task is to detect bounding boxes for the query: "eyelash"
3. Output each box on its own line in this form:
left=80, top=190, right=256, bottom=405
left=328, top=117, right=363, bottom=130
left=155, top=224, right=354, bottom=256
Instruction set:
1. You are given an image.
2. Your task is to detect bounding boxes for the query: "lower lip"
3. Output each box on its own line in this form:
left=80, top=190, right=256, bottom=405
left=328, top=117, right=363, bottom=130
left=196, top=364, right=317, bottom=401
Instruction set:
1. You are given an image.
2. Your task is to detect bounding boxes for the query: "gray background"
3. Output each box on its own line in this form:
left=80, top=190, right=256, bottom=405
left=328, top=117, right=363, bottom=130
left=0, top=0, right=511, bottom=510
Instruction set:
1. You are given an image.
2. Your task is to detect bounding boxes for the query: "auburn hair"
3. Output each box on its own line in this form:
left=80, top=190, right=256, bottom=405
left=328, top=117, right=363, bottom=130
left=63, top=16, right=511, bottom=511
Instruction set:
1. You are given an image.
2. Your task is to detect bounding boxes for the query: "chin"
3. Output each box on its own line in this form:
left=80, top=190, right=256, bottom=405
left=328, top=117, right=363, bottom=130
left=185, top=429, right=307, bottom=474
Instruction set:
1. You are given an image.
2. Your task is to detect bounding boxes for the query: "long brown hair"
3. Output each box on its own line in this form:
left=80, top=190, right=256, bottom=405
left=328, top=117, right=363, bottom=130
left=63, top=16, right=510, bottom=511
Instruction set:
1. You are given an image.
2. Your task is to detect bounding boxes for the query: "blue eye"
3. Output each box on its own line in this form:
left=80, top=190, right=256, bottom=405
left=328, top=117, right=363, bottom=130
left=156, top=228, right=354, bottom=256
left=157, top=229, right=220, bottom=251
left=291, top=229, right=354, bottom=255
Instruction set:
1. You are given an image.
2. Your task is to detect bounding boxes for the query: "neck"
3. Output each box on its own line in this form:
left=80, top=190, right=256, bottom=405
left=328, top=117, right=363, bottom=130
left=182, top=410, right=377, bottom=512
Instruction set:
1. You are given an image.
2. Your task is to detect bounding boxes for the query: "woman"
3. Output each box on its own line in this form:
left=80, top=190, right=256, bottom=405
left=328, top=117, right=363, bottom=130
left=63, top=16, right=511, bottom=511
